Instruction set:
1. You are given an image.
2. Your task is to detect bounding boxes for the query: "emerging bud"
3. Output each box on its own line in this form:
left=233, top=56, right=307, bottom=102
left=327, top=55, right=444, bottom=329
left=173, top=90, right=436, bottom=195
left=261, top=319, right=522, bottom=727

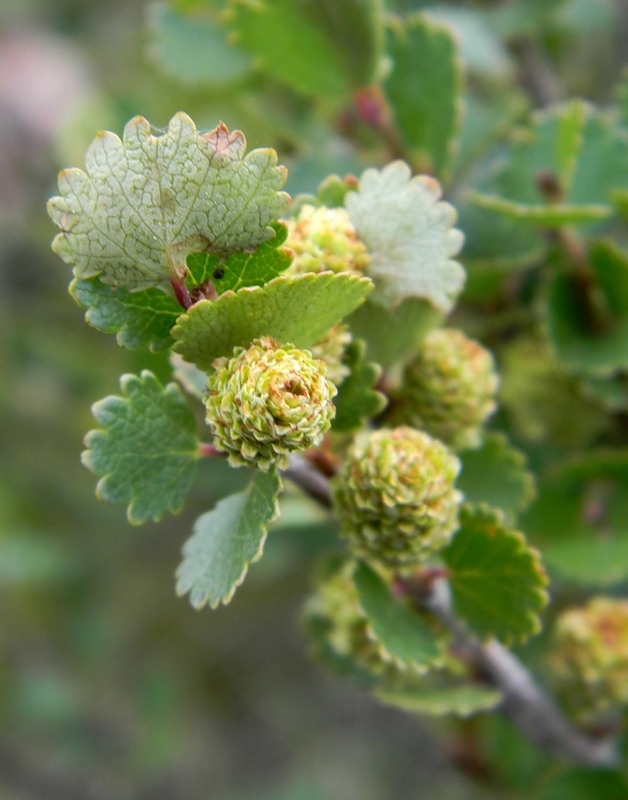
left=332, top=427, right=462, bottom=567
left=286, top=204, right=370, bottom=276
left=549, top=597, right=628, bottom=722
left=393, top=328, right=499, bottom=450
left=309, top=324, right=352, bottom=386
left=205, top=337, right=337, bottom=471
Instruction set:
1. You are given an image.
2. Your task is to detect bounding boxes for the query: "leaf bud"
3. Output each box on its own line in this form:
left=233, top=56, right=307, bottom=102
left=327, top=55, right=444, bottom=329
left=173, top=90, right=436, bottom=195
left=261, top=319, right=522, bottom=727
left=309, top=324, right=352, bottom=386
left=205, top=337, right=337, bottom=471
left=393, top=328, right=499, bottom=450
left=549, top=596, right=628, bottom=722
left=332, top=427, right=462, bottom=568
left=286, top=204, right=370, bottom=275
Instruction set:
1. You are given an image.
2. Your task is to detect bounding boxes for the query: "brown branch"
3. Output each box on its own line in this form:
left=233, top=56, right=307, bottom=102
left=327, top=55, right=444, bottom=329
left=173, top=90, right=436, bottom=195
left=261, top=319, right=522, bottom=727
left=283, top=455, right=619, bottom=768
left=284, top=453, right=332, bottom=508
left=424, top=579, right=618, bottom=768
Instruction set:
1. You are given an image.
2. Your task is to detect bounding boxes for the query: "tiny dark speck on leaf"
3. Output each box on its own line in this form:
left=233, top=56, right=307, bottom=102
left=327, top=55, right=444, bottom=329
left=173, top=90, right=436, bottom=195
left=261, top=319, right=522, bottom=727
left=213, top=268, right=225, bottom=280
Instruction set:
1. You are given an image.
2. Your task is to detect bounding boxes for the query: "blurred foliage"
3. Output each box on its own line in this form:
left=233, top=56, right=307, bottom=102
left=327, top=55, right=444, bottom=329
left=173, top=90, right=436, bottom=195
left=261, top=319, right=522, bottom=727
left=2, top=0, right=628, bottom=797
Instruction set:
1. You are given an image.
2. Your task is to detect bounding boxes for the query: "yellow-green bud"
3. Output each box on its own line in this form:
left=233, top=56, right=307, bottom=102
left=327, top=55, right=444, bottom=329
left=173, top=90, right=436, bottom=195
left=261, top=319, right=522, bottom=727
left=332, top=427, right=462, bottom=568
left=205, top=337, right=337, bottom=471
left=549, top=597, right=628, bottom=722
left=393, top=328, right=499, bottom=450
left=309, top=324, right=352, bottom=386
left=286, top=204, right=370, bottom=276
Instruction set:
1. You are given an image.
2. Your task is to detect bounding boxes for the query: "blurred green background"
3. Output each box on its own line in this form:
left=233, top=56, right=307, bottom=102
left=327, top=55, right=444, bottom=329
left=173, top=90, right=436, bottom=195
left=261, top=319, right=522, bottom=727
left=0, top=0, right=626, bottom=798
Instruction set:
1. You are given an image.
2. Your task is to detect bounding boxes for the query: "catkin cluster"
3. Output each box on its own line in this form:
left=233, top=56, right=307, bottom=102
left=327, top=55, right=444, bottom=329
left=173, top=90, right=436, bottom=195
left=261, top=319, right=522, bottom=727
left=205, top=337, right=337, bottom=471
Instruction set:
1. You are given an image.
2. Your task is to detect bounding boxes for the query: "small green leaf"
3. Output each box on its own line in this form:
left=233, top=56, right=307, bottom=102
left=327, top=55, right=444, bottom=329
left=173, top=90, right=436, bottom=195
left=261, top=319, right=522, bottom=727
left=70, top=277, right=180, bottom=351
left=315, top=174, right=357, bottom=209
left=522, top=450, right=628, bottom=585
left=148, top=4, right=251, bottom=86
left=228, top=0, right=384, bottom=97
left=458, top=434, right=536, bottom=523
left=332, top=340, right=386, bottom=431
left=82, top=371, right=199, bottom=524
left=176, top=470, right=281, bottom=609
left=374, top=679, right=502, bottom=718
left=543, top=240, right=628, bottom=377
left=346, top=161, right=465, bottom=312
left=470, top=101, right=628, bottom=227
left=172, top=272, right=373, bottom=371
left=48, top=113, right=289, bottom=290
left=443, top=505, right=548, bottom=644
left=384, top=13, right=463, bottom=177
left=186, top=222, right=293, bottom=293
left=353, top=562, right=443, bottom=670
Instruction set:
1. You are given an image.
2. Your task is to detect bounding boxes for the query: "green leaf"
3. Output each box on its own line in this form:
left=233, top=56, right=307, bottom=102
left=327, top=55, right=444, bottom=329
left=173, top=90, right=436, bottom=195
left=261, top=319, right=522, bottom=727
left=48, top=113, right=289, bottom=290
left=348, top=297, right=442, bottom=367
left=451, top=91, right=528, bottom=180
left=346, top=161, right=465, bottom=312
left=172, top=272, right=373, bottom=371
left=332, top=340, right=386, bottom=431
left=186, top=222, right=293, bottom=293
left=384, top=14, right=463, bottom=177
left=539, top=768, right=628, bottom=800
left=458, top=434, right=536, bottom=523
left=148, top=4, right=251, bottom=86
left=543, top=240, right=628, bottom=376
left=470, top=193, right=612, bottom=225
left=456, top=198, right=545, bottom=274
left=82, top=371, right=199, bottom=524
left=581, top=371, right=628, bottom=412
left=443, top=505, right=549, bottom=644
left=470, top=101, right=628, bottom=227
left=69, top=277, right=180, bottom=351
left=373, top=679, right=502, bottom=718
left=176, top=470, right=281, bottom=609
left=522, top=450, right=628, bottom=585
left=353, top=562, right=443, bottom=670
left=425, top=7, right=513, bottom=80
left=228, top=0, right=384, bottom=97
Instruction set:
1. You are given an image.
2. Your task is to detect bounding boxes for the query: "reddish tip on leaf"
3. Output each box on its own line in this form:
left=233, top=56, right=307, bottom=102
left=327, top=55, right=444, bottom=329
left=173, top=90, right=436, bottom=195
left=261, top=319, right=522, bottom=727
left=205, top=122, right=245, bottom=154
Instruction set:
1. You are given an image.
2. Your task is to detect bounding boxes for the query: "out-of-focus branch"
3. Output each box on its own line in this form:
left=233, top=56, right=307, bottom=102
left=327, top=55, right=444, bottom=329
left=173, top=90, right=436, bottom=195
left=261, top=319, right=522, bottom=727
left=284, top=455, right=619, bottom=768
left=424, top=580, right=618, bottom=768
left=285, top=453, right=332, bottom=508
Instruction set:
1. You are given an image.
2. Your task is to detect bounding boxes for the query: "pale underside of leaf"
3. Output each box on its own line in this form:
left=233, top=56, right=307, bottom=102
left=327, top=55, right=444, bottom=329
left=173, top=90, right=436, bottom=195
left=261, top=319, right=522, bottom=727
left=48, top=112, right=289, bottom=290
left=176, top=470, right=282, bottom=609
left=346, top=161, right=465, bottom=312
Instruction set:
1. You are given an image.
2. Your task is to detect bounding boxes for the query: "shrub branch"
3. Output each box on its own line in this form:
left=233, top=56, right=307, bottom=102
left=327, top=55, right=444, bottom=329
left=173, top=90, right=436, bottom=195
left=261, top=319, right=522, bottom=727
left=284, top=454, right=618, bottom=768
